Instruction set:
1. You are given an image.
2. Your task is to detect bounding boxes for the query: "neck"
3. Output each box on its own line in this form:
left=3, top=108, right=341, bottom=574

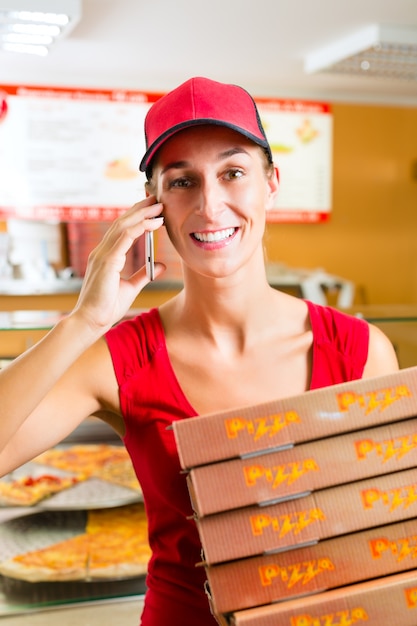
left=167, top=254, right=278, bottom=352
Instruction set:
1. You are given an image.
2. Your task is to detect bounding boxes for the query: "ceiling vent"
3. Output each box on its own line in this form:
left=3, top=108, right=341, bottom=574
left=305, top=24, right=417, bottom=81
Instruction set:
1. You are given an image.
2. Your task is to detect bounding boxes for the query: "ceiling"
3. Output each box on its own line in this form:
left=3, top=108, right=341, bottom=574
left=0, top=0, right=417, bottom=106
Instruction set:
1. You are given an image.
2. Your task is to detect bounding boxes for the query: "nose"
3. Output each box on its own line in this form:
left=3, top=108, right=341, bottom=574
left=195, top=179, right=225, bottom=219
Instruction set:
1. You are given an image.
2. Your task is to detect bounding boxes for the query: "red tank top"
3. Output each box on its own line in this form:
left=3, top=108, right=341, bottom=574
left=105, top=301, right=369, bottom=625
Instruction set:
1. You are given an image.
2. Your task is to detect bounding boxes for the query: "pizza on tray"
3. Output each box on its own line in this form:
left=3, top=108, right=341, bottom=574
left=0, top=445, right=142, bottom=508
left=0, top=503, right=151, bottom=582
left=34, top=444, right=142, bottom=493
left=0, top=473, right=83, bottom=507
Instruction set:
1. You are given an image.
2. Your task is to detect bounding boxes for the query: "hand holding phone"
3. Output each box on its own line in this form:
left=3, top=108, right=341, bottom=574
left=145, top=230, right=155, bottom=281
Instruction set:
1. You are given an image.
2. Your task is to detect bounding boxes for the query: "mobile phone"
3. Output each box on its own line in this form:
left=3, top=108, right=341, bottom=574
left=145, top=230, right=155, bottom=281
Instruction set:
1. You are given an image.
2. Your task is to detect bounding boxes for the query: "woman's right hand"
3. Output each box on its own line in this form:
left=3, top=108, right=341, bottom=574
left=72, top=195, right=165, bottom=335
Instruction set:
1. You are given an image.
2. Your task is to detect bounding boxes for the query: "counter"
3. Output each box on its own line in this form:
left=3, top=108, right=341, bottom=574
left=0, top=279, right=181, bottom=313
left=0, top=266, right=355, bottom=312
left=2, top=305, right=417, bottom=367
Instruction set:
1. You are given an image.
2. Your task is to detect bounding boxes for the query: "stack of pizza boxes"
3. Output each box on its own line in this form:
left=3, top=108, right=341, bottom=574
left=172, top=366, right=417, bottom=626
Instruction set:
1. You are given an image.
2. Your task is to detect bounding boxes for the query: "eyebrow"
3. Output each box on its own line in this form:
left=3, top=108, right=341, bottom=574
left=219, top=147, right=250, bottom=159
left=161, top=160, right=189, bottom=175
left=160, top=147, right=251, bottom=175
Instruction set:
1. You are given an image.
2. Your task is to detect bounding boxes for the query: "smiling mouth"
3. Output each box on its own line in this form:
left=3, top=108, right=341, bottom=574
left=192, top=227, right=236, bottom=243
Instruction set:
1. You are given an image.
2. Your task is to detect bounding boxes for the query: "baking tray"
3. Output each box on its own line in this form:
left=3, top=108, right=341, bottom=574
left=0, top=509, right=87, bottom=563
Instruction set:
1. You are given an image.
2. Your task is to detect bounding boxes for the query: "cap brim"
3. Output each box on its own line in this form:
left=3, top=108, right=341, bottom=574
left=139, top=119, right=272, bottom=173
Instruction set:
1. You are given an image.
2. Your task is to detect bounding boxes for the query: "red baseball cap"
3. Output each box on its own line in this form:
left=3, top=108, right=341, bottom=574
left=139, top=76, right=272, bottom=173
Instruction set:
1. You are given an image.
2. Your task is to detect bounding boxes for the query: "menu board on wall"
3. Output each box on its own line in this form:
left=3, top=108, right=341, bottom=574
left=0, top=85, right=332, bottom=223
left=257, top=98, right=333, bottom=223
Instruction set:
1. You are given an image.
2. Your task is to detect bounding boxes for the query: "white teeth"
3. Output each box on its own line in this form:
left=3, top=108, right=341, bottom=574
left=193, top=228, right=235, bottom=243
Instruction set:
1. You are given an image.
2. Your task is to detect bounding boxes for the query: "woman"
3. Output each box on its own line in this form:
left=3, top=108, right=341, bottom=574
left=0, top=77, right=398, bottom=625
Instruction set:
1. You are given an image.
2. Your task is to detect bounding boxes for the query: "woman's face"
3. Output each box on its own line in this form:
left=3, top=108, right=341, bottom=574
left=149, top=125, right=278, bottom=280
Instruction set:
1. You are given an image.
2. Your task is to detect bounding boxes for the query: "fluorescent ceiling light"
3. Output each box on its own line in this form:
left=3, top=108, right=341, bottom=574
left=305, top=24, right=417, bottom=81
left=0, top=23, right=61, bottom=36
left=1, top=41, right=49, bottom=56
left=1, top=33, right=54, bottom=45
left=0, top=0, right=81, bottom=56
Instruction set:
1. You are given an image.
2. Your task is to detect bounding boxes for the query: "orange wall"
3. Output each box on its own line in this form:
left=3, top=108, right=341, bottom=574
left=264, top=103, right=417, bottom=305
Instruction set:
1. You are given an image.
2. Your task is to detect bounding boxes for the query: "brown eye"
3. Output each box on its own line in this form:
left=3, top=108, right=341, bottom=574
left=225, top=168, right=244, bottom=180
left=169, top=177, right=193, bottom=188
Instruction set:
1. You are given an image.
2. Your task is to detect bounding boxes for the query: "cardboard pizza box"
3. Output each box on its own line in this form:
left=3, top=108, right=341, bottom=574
left=187, top=416, right=417, bottom=516
left=173, top=366, right=417, bottom=469
left=227, top=569, right=417, bottom=626
left=205, top=517, right=417, bottom=614
left=196, top=466, right=417, bottom=564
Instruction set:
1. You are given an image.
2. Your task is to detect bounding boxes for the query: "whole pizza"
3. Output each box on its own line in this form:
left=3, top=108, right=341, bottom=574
left=0, top=503, right=151, bottom=582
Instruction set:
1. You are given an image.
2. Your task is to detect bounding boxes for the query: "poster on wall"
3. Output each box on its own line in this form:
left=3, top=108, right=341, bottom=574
left=0, top=85, right=153, bottom=222
left=0, top=85, right=332, bottom=223
left=257, top=98, right=332, bottom=223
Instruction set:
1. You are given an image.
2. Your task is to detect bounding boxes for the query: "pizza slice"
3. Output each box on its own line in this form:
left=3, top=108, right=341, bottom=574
left=34, top=444, right=142, bottom=493
left=33, top=444, right=121, bottom=475
left=0, top=473, right=82, bottom=507
left=85, top=503, right=151, bottom=578
left=91, top=459, right=142, bottom=492
left=87, top=529, right=151, bottom=579
left=0, top=534, right=90, bottom=582
left=86, top=502, right=147, bottom=534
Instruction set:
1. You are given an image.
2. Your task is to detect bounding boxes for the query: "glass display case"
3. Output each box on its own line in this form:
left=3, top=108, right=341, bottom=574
left=346, top=305, right=417, bottom=369
left=2, top=305, right=417, bottom=368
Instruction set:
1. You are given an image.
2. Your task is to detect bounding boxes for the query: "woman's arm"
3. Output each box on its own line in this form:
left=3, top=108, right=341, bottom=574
left=0, top=332, right=115, bottom=475
left=0, top=196, right=164, bottom=476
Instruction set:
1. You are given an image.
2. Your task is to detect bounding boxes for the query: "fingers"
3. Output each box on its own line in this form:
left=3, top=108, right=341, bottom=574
left=119, top=263, right=166, bottom=309
left=144, top=215, right=164, bottom=233
left=125, top=194, right=163, bottom=223
left=126, top=261, right=167, bottom=290
left=74, top=198, right=167, bottom=331
left=97, top=197, right=163, bottom=261
left=113, top=195, right=164, bottom=241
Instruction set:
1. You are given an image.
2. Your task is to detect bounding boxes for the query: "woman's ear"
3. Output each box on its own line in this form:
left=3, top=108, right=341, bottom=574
left=145, top=179, right=159, bottom=201
left=274, top=165, right=280, bottom=184
left=266, top=165, right=280, bottom=211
